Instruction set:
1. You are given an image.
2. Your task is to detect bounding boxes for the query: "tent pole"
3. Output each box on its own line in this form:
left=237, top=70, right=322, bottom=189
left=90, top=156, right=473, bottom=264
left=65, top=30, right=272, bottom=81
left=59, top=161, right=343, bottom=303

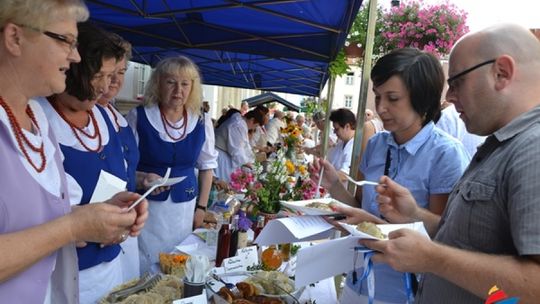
left=348, top=0, right=378, bottom=193
left=320, top=75, right=336, bottom=158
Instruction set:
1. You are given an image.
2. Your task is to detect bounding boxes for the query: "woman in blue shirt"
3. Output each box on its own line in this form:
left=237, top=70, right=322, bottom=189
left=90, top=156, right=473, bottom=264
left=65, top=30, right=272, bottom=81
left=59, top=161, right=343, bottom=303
left=313, top=48, right=470, bottom=303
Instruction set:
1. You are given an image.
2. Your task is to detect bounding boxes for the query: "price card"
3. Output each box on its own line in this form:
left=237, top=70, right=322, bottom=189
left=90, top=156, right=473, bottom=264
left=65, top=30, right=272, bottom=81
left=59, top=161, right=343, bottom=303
left=223, top=246, right=259, bottom=272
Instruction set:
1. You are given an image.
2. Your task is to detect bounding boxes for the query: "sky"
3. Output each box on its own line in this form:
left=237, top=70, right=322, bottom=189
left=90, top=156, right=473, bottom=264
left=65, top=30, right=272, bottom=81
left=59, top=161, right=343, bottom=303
left=378, top=0, right=540, bottom=32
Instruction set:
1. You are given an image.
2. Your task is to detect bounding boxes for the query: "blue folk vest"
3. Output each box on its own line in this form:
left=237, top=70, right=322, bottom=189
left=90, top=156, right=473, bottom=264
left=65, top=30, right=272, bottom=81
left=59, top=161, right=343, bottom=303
left=117, top=123, right=139, bottom=192
left=136, top=106, right=205, bottom=203
left=59, top=106, right=126, bottom=270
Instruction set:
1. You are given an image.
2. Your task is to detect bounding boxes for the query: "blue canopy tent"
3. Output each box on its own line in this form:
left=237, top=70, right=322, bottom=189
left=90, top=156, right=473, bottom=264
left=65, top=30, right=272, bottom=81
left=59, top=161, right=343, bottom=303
left=86, top=0, right=363, bottom=97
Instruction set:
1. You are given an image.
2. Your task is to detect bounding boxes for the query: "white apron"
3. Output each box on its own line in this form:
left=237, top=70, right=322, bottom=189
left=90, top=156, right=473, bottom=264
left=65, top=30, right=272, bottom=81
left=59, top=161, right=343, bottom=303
left=79, top=255, right=123, bottom=304
left=119, top=236, right=140, bottom=281
left=138, top=197, right=196, bottom=274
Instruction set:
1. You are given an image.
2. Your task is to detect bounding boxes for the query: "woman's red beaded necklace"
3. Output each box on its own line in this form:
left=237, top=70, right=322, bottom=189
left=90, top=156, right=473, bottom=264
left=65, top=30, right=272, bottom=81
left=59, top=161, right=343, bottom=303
left=160, top=106, right=188, bottom=141
left=51, top=101, right=102, bottom=152
left=105, top=103, right=121, bottom=131
left=0, top=97, right=46, bottom=172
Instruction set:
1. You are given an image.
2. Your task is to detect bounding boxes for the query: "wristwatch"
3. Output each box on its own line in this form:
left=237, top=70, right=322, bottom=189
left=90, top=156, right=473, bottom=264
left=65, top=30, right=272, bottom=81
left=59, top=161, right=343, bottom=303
left=195, top=204, right=207, bottom=211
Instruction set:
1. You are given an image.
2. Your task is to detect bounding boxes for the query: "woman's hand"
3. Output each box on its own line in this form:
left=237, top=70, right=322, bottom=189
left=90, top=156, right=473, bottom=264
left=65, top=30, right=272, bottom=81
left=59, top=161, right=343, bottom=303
left=142, top=172, right=171, bottom=195
left=193, top=207, right=205, bottom=229
left=309, top=157, right=339, bottom=191
left=326, top=204, right=386, bottom=228
left=69, top=202, right=135, bottom=245
left=106, top=191, right=149, bottom=238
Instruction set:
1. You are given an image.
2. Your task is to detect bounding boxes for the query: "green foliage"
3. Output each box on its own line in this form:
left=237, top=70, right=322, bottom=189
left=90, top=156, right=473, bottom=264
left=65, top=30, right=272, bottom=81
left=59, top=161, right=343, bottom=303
left=348, top=4, right=385, bottom=54
left=328, top=50, right=350, bottom=77
left=301, top=97, right=328, bottom=115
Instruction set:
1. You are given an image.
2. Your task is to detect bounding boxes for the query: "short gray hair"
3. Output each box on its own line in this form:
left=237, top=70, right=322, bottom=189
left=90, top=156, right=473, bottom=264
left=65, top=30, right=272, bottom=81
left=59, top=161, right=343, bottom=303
left=0, top=0, right=88, bottom=31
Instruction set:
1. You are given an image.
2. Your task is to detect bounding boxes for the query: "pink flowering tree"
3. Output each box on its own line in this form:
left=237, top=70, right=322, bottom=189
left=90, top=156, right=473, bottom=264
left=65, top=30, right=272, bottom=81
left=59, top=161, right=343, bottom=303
left=380, top=1, right=469, bottom=57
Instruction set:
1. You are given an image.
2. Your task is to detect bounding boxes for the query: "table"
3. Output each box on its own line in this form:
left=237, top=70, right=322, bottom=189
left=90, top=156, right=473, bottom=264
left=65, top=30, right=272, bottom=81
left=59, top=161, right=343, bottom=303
left=176, top=232, right=338, bottom=303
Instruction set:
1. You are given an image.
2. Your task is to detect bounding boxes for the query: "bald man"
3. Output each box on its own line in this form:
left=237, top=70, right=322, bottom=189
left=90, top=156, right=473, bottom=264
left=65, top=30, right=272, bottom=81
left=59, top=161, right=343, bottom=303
left=339, top=24, right=540, bottom=303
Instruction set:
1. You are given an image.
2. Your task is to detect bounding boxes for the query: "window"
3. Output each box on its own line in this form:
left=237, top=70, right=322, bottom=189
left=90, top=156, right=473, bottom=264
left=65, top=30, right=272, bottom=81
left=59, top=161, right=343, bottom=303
left=345, top=95, right=353, bottom=108
left=345, top=73, right=354, bottom=85
left=137, top=65, right=147, bottom=97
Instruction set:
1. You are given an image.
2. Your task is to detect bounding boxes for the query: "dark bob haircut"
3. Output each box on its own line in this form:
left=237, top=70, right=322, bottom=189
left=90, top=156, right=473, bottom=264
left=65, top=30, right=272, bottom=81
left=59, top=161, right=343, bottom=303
left=65, top=22, right=125, bottom=101
left=371, top=48, right=444, bottom=125
left=329, top=108, right=356, bottom=130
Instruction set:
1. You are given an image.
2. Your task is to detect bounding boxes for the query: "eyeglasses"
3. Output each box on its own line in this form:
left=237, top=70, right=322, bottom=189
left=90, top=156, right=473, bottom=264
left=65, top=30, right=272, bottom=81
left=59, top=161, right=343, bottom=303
left=447, top=59, right=496, bottom=89
left=17, top=24, right=78, bottom=50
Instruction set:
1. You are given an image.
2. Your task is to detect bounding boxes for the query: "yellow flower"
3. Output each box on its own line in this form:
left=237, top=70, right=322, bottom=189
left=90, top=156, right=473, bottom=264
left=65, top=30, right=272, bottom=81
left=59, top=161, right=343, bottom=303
left=298, top=165, right=307, bottom=175
left=285, top=160, right=295, bottom=174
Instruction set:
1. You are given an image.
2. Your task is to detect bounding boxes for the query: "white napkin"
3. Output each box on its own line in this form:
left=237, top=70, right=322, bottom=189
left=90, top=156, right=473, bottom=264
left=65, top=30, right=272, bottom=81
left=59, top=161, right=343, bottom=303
left=185, top=255, right=211, bottom=283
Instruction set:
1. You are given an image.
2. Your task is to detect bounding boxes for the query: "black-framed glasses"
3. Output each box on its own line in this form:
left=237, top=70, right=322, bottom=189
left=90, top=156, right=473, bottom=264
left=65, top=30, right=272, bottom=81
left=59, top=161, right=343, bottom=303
left=447, top=59, right=496, bottom=87
left=17, top=24, right=78, bottom=50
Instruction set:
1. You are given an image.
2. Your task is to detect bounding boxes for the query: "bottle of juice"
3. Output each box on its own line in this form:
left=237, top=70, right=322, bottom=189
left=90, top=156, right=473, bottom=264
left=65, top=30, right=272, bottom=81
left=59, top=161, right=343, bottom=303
left=228, top=214, right=240, bottom=257
left=215, top=213, right=231, bottom=267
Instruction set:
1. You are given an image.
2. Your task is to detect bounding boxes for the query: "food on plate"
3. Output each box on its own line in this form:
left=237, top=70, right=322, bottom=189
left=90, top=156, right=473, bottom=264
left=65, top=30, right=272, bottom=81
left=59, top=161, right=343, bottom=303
left=159, top=253, right=189, bottom=276
left=218, top=286, right=235, bottom=303
left=232, top=299, right=256, bottom=304
left=356, top=221, right=386, bottom=239
left=244, top=271, right=294, bottom=295
left=100, top=274, right=183, bottom=303
left=248, top=296, right=284, bottom=304
left=237, top=282, right=259, bottom=297
left=305, top=201, right=333, bottom=211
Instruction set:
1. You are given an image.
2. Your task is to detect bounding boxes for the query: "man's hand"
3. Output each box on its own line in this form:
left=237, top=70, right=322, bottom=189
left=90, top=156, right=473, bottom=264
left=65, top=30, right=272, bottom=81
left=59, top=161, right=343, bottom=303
left=361, top=228, right=435, bottom=273
left=376, top=176, right=420, bottom=223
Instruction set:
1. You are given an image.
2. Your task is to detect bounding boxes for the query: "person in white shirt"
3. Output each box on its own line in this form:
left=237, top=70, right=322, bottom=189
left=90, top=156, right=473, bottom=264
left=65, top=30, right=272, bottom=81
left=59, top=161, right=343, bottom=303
left=327, top=108, right=356, bottom=184
left=265, top=110, right=286, bottom=145
left=214, top=109, right=266, bottom=182
left=436, top=101, right=485, bottom=157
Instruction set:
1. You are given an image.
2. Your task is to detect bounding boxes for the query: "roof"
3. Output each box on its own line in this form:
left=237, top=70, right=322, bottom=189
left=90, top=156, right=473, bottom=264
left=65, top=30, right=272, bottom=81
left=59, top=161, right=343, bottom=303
left=243, top=92, right=300, bottom=112
left=86, top=0, right=363, bottom=96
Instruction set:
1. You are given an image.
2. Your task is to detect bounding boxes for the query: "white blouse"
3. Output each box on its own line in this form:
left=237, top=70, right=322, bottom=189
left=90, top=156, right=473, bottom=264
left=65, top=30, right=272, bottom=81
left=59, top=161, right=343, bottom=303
left=226, top=113, right=254, bottom=165
left=126, top=104, right=218, bottom=170
left=0, top=97, right=62, bottom=197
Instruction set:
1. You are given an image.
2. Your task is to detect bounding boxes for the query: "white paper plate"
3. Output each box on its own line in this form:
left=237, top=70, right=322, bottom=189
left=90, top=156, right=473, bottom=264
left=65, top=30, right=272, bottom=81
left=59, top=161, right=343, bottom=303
left=280, top=197, right=347, bottom=215
left=339, top=222, right=430, bottom=240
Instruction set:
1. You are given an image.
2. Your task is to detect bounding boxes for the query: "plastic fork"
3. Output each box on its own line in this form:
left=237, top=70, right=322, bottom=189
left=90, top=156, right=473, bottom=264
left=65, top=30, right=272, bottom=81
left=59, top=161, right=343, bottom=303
left=127, top=168, right=171, bottom=211
left=344, top=175, right=379, bottom=187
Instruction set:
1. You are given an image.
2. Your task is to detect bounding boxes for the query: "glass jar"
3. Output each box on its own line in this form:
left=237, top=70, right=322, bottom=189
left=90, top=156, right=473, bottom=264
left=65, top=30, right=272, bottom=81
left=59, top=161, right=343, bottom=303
left=261, top=245, right=282, bottom=271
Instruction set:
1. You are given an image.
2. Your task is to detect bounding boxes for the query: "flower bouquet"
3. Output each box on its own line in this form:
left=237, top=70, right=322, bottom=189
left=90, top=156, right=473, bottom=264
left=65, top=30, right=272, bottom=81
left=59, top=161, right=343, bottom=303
left=280, top=122, right=303, bottom=159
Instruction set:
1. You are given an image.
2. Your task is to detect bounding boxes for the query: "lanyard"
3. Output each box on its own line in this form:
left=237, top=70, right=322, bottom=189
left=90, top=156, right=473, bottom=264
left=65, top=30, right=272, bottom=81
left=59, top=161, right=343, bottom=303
left=352, top=248, right=415, bottom=304
left=352, top=250, right=375, bottom=304
left=383, top=148, right=391, bottom=176
left=404, top=272, right=415, bottom=304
